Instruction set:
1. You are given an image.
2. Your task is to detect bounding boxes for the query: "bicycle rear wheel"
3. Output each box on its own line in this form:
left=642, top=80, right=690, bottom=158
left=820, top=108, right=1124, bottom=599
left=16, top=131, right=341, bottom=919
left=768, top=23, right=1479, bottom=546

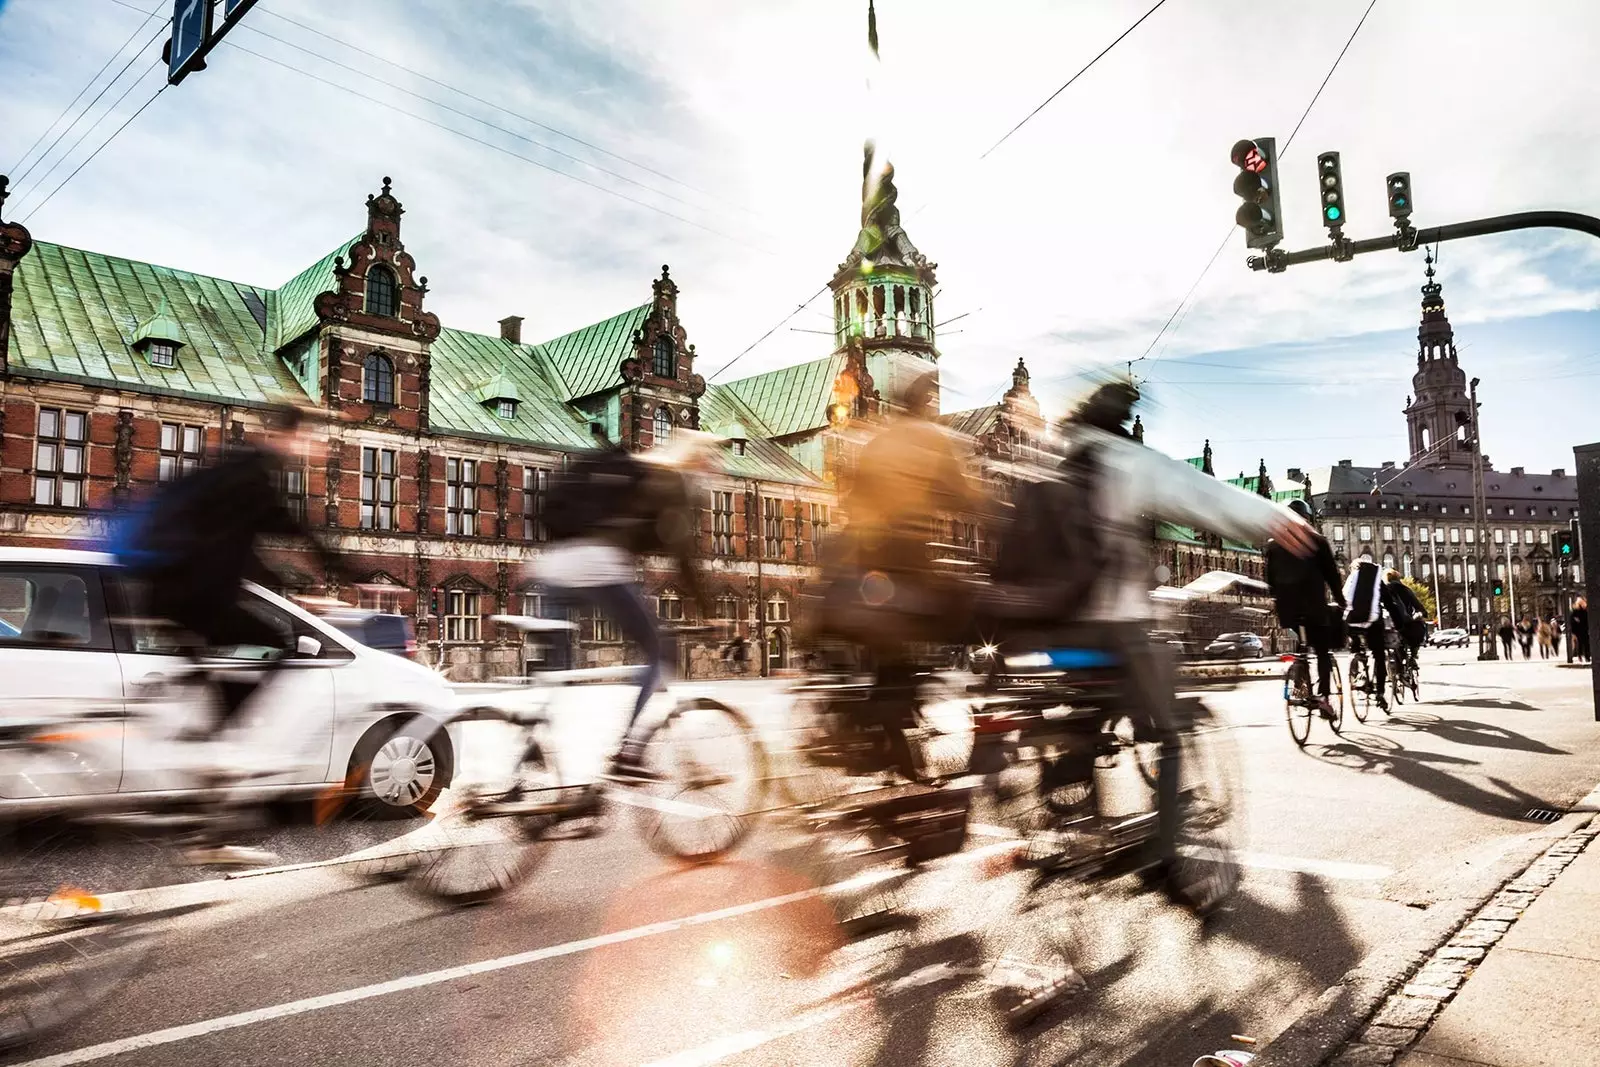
left=1349, top=655, right=1372, bottom=724
left=1389, top=654, right=1407, bottom=707
left=1285, top=661, right=1312, bottom=748
left=631, top=697, right=767, bottom=863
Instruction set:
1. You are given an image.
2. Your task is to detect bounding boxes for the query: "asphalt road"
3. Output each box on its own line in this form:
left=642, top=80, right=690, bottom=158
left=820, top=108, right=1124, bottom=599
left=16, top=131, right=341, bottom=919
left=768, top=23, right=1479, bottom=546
left=6, top=651, right=1599, bottom=1067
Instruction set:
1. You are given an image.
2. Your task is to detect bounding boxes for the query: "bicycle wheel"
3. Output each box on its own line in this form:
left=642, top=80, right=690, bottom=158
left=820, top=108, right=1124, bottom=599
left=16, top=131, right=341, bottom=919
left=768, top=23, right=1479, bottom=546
left=1285, top=661, right=1312, bottom=748
left=1389, top=654, right=1406, bottom=707
left=0, top=821, right=165, bottom=1051
left=407, top=720, right=564, bottom=906
left=1328, top=659, right=1345, bottom=725
left=1171, top=701, right=1242, bottom=916
left=631, top=697, right=768, bottom=863
left=1348, top=654, right=1371, bottom=724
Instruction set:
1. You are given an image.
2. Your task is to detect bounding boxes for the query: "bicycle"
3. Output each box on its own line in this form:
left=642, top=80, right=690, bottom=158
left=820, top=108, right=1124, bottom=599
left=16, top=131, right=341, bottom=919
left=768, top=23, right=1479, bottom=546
left=1389, top=638, right=1420, bottom=706
left=1347, top=627, right=1389, bottom=723
left=356, top=618, right=767, bottom=906
left=0, top=693, right=286, bottom=1052
left=1283, top=625, right=1344, bottom=747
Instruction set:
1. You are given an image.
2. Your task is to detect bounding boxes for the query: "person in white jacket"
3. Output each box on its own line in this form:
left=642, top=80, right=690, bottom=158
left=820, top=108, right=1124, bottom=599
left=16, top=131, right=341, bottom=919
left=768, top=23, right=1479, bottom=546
left=1054, top=381, right=1314, bottom=910
left=1342, top=554, right=1390, bottom=712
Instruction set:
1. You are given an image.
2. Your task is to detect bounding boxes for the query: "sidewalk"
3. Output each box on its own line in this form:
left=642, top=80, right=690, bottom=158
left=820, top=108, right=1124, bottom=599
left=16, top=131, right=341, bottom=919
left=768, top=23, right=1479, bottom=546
left=1338, top=821, right=1600, bottom=1067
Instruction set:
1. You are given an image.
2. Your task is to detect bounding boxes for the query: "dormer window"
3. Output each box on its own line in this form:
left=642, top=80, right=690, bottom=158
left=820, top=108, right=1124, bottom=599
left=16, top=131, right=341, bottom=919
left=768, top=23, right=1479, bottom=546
left=652, top=336, right=674, bottom=379
left=365, top=265, right=399, bottom=318
left=731, top=440, right=746, bottom=457
left=132, top=295, right=185, bottom=368
left=495, top=399, right=516, bottom=420
left=472, top=372, right=520, bottom=421
left=147, top=340, right=177, bottom=368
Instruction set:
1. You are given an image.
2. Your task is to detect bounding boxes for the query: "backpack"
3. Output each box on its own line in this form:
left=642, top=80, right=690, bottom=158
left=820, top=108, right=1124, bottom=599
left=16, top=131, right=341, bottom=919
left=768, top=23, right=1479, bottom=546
left=542, top=448, right=647, bottom=542
left=987, top=445, right=1105, bottom=623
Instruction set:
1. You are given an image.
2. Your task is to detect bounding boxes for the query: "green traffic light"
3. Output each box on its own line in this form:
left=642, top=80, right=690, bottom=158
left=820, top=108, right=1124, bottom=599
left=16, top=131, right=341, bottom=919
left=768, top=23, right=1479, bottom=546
left=1325, top=205, right=1342, bottom=222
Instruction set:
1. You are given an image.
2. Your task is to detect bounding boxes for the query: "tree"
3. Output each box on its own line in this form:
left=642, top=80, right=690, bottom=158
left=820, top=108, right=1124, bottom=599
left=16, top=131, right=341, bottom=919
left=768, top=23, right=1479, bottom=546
left=1403, top=577, right=1438, bottom=624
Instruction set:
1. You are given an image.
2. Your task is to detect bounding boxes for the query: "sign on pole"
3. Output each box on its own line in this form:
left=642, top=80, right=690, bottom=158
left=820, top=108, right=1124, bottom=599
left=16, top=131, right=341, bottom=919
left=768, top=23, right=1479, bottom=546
left=167, top=0, right=213, bottom=84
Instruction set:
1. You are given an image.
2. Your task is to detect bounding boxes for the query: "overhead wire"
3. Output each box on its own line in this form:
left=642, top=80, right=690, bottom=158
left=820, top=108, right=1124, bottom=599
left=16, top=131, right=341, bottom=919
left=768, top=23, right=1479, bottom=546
left=6, top=0, right=166, bottom=179
left=1135, top=0, right=1381, bottom=373
left=220, top=41, right=776, bottom=256
left=20, top=72, right=169, bottom=224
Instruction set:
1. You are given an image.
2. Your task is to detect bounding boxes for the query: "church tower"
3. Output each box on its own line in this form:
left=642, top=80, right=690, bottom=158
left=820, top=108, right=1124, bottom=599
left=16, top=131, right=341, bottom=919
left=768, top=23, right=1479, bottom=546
left=1404, top=251, right=1474, bottom=470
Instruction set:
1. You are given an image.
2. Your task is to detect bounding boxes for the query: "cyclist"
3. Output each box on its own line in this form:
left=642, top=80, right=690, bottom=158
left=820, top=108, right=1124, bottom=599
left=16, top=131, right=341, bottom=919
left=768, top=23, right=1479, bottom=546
left=536, top=427, right=716, bottom=781
left=116, top=403, right=350, bottom=739
left=1265, top=499, right=1346, bottom=719
left=1342, top=554, right=1390, bottom=712
left=1022, top=381, right=1315, bottom=908
left=1384, top=568, right=1426, bottom=675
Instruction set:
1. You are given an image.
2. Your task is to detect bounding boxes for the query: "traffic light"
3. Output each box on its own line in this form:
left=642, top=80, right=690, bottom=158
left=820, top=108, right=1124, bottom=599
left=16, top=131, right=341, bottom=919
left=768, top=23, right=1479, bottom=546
left=1317, top=151, right=1346, bottom=235
left=1231, top=138, right=1283, bottom=250
left=1492, top=578, right=1505, bottom=597
left=1386, top=171, right=1413, bottom=221
left=429, top=588, right=440, bottom=616
left=1556, top=528, right=1575, bottom=561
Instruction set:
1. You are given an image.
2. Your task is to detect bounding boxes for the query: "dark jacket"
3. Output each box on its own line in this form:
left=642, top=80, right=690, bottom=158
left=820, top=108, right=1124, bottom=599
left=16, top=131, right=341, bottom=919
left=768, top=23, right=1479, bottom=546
left=139, top=446, right=344, bottom=607
left=1266, top=533, right=1345, bottom=626
left=1384, top=579, right=1426, bottom=639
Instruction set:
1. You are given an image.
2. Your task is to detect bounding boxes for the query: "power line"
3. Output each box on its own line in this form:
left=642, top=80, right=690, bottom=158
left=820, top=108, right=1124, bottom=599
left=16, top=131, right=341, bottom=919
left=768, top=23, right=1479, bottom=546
left=20, top=75, right=169, bottom=223
left=707, top=285, right=831, bottom=381
left=7, top=0, right=165, bottom=179
left=1136, top=0, right=1380, bottom=368
left=221, top=41, right=775, bottom=255
left=9, top=19, right=170, bottom=200
left=980, top=0, right=1171, bottom=160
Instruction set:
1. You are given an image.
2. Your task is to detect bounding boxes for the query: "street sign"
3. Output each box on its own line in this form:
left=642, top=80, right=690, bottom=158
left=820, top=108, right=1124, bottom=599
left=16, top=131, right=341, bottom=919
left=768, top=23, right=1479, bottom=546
left=167, top=0, right=213, bottom=85
left=219, top=0, right=260, bottom=30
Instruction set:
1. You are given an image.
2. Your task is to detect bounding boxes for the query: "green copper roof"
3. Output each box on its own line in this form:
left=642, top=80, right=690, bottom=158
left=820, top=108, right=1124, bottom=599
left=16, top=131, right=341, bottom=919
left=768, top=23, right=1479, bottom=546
left=940, top=405, right=999, bottom=439
left=8, top=240, right=307, bottom=403
left=1156, top=522, right=1203, bottom=545
left=131, top=294, right=185, bottom=349
left=471, top=371, right=521, bottom=405
left=1185, top=457, right=1205, bottom=470
left=536, top=304, right=648, bottom=401
left=429, top=328, right=596, bottom=449
left=698, top=383, right=820, bottom=485
left=718, top=353, right=845, bottom=439
left=274, top=235, right=360, bottom=350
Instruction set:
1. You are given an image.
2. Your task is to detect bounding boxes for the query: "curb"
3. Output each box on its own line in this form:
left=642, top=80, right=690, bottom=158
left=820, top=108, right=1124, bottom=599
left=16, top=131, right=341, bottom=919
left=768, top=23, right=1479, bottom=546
left=1250, top=809, right=1596, bottom=1067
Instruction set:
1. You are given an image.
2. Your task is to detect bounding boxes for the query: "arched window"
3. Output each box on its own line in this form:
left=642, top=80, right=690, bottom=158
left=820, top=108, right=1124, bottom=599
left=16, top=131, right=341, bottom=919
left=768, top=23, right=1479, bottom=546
left=365, top=265, right=398, bottom=318
left=363, top=353, right=395, bottom=405
left=1420, top=426, right=1431, bottom=451
left=652, top=336, right=674, bottom=378
left=654, top=407, right=672, bottom=446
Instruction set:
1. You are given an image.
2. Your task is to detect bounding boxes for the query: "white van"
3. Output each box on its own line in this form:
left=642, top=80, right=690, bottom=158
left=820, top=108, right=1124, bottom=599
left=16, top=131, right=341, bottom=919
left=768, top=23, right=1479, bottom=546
left=0, top=548, right=458, bottom=819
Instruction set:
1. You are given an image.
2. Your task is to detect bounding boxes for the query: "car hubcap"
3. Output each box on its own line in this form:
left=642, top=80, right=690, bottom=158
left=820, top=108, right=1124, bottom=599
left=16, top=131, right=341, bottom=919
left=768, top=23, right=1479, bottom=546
left=370, top=735, right=436, bottom=806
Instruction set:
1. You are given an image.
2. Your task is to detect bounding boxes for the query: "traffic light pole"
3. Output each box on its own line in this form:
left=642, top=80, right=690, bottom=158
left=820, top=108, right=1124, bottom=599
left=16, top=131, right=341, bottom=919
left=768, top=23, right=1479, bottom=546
left=1469, top=377, right=1497, bottom=660
left=1247, top=210, right=1600, bottom=273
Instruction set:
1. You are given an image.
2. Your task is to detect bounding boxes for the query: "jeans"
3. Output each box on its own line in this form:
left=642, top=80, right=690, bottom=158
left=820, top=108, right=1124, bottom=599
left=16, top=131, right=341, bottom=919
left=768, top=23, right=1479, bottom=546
left=566, top=583, right=662, bottom=739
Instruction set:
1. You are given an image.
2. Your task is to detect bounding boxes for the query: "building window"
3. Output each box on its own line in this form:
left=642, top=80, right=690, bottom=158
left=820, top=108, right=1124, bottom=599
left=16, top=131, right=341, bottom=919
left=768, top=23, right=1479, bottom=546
left=1451, top=563, right=1463, bottom=583
left=358, top=586, right=405, bottom=614
left=1331, top=525, right=1345, bottom=542
left=766, top=594, right=790, bottom=623
left=1359, top=524, right=1373, bottom=541
left=1421, top=562, right=1432, bottom=580
left=523, top=467, right=548, bottom=542
left=1496, top=562, right=1506, bottom=580
left=581, top=605, right=621, bottom=643
left=359, top=447, right=397, bottom=530
left=443, top=589, right=481, bottom=642
left=446, top=458, right=478, bottom=536
left=363, top=353, right=395, bottom=406
left=1540, top=528, right=1550, bottom=545
left=762, top=497, right=783, bottom=559
left=730, top=440, right=746, bottom=457
left=157, top=422, right=204, bottom=483
left=495, top=398, right=516, bottom=420
left=33, top=408, right=87, bottom=508
left=520, top=591, right=547, bottom=619
left=274, top=464, right=306, bottom=523
left=1465, top=528, right=1475, bottom=544
left=1381, top=525, right=1394, bottom=542
left=1401, top=525, right=1412, bottom=541
left=365, top=265, right=399, bottom=318
left=1494, top=528, right=1505, bottom=544
left=810, top=503, right=829, bottom=555
left=714, top=594, right=740, bottom=620
left=147, top=340, right=177, bottom=368
left=712, top=491, right=734, bottom=556
left=654, top=407, right=672, bottom=447
left=652, top=336, right=674, bottom=378
left=656, top=588, right=684, bottom=622
left=1450, top=527, right=1461, bottom=544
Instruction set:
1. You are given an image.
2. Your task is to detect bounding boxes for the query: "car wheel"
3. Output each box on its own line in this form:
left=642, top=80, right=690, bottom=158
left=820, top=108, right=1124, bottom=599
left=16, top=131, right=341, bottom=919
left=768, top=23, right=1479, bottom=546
left=349, top=718, right=452, bottom=820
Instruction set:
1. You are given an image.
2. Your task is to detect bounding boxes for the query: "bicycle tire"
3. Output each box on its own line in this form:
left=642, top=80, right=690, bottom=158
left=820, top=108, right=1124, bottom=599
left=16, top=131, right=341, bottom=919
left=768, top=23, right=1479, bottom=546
left=1171, top=701, right=1242, bottom=915
left=1349, top=654, right=1371, bottom=723
left=1285, top=661, right=1312, bottom=747
left=630, top=697, right=767, bottom=864
left=406, top=720, right=563, bottom=906
left=1389, top=652, right=1406, bottom=707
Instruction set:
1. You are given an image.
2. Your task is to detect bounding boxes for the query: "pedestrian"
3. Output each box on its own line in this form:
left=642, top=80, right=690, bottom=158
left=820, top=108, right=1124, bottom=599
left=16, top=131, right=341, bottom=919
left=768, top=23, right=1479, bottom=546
left=1497, top=616, right=1515, bottom=660
left=1517, top=615, right=1535, bottom=659
left=1537, top=617, right=1554, bottom=659
left=1574, top=598, right=1591, bottom=662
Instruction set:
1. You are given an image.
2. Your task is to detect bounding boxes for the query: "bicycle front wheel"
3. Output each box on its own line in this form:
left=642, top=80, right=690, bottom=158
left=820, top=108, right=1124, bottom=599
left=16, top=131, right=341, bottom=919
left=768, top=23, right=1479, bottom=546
left=1285, top=662, right=1312, bottom=748
left=1349, top=655, right=1371, bottom=724
left=631, top=697, right=768, bottom=863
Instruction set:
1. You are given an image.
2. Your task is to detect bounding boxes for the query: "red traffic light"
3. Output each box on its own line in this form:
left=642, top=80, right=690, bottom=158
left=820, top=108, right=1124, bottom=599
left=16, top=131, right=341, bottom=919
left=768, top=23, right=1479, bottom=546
left=1231, top=139, right=1267, bottom=174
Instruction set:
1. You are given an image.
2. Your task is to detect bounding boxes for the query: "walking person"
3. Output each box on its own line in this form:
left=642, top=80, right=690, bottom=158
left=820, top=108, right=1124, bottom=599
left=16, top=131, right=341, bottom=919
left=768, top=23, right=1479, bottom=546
left=1497, top=616, right=1515, bottom=660
left=1517, top=615, right=1535, bottom=659
left=1537, top=617, right=1554, bottom=659
left=1574, top=598, right=1591, bottom=662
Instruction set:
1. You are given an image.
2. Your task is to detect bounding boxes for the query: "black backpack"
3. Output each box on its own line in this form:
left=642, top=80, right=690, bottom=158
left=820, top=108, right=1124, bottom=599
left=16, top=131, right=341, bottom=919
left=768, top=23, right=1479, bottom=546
left=542, top=448, right=647, bottom=542
left=987, top=445, right=1106, bottom=623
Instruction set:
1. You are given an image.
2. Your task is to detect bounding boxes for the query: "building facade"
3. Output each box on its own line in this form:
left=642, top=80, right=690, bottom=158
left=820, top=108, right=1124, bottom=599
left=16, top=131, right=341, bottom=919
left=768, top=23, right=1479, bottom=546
left=1307, top=258, right=1581, bottom=630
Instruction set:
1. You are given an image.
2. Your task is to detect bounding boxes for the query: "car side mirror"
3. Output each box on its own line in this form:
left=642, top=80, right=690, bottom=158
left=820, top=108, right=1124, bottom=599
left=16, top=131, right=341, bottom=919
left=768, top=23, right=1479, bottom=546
left=295, top=635, right=322, bottom=658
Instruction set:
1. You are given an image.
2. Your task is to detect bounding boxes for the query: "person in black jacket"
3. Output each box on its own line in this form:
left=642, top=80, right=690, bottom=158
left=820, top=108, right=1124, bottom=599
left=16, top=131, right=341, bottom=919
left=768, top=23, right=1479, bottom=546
left=1383, top=569, right=1427, bottom=672
left=129, top=404, right=349, bottom=735
left=1265, top=498, right=1346, bottom=716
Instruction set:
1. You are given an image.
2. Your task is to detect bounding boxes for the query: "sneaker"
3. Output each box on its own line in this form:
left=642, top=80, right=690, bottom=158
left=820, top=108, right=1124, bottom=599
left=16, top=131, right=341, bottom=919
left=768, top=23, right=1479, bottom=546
left=606, top=742, right=666, bottom=784
left=1316, top=697, right=1336, bottom=719
left=1376, top=696, right=1389, bottom=712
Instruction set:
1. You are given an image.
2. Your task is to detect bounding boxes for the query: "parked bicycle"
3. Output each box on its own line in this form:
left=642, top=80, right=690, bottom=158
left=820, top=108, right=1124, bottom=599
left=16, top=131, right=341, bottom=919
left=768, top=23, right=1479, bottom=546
left=1283, top=625, right=1344, bottom=747
left=355, top=618, right=766, bottom=906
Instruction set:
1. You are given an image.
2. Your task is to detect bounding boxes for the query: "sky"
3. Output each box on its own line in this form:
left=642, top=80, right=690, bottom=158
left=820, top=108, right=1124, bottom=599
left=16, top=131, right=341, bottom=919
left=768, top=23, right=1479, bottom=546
left=1, top=0, right=1597, bottom=479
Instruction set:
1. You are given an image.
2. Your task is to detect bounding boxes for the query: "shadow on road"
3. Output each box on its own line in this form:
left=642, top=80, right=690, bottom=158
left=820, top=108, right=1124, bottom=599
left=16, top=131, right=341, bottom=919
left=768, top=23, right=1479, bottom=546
left=1309, top=730, right=1562, bottom=820
left=1384, top=712, right=1568, bottom=754
left=1425, top=696, right=1542, bottom=713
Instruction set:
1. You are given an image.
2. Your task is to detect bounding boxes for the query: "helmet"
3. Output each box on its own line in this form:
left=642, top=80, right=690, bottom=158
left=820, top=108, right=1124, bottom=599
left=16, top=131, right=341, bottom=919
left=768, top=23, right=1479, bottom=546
left=1286, top=497, right=1316, bottom=521
left=1068, top=380, right=1140, bottom=434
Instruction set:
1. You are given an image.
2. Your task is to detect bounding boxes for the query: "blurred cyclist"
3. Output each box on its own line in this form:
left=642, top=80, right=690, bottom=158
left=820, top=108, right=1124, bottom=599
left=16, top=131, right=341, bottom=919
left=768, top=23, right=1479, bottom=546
left=537, top=426, right=716, bottom=781
left=116, top=403, right=348, bottom=738
left=1040, top=380, right=1315, bottom=908
left=1266, top=498, right=1346, bottom=718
